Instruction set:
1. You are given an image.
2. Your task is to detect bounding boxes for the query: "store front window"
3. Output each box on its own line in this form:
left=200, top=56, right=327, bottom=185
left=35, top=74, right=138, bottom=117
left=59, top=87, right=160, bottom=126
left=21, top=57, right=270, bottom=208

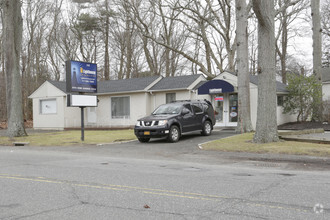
left=229, top=94, right=238, bottom=123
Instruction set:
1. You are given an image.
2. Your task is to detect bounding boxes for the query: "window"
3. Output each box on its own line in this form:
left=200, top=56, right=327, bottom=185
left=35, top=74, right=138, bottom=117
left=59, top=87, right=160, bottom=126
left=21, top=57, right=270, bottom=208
left=40, top=99, right=57, bottom=114
left=192, top=104, right=203, bottom=114
left=183, top=104, right=192, bottom=113
left=166, top=93, right=176, bottom=103
left=277, top=95, right=285, bottom=106
left=111, top=96, right=130, bottom=118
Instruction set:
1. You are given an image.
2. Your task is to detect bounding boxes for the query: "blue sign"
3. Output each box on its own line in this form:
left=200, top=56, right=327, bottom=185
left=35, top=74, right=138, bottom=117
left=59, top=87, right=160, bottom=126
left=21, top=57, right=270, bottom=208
left=198, top=80, right=234, bottom=95
left=66, top=60, right=97, bottom=93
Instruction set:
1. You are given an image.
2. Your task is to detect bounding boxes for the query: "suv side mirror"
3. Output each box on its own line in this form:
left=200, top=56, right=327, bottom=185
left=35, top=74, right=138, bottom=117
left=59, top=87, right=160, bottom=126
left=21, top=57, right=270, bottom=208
left=181, top=108, right=190, bottom=115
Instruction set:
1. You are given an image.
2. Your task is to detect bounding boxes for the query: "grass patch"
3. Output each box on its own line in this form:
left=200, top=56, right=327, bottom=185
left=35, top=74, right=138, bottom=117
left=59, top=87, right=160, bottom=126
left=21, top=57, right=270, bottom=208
left=202, top=133, right=330, bottom=157
left=0, top=130, right=136, bottom=146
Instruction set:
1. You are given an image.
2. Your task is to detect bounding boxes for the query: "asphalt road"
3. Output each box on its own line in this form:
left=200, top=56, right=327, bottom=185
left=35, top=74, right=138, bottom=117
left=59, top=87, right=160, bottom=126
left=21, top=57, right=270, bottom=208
left=0, top=130, right=329, bottom=219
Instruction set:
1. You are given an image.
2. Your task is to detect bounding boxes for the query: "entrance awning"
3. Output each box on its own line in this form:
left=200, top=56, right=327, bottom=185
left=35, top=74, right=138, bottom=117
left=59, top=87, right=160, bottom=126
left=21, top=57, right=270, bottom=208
left=197, top=80, right=235, bottom=95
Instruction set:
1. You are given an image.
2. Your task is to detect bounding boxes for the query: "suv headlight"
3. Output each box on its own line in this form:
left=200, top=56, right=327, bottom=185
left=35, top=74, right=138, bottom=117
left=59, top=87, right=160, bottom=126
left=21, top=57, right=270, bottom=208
left=136, top=121, right=141, bottom=126
left=158, top=120, right=168, bottom=126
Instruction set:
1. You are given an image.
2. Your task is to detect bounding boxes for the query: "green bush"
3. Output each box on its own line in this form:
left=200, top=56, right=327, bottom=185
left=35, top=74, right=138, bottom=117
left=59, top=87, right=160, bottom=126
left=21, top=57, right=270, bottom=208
left=283, top=74, right=322, bottom=122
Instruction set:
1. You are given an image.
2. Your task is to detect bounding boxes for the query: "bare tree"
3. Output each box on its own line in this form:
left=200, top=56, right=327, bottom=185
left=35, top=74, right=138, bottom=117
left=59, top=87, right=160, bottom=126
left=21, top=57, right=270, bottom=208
left=2, top=0, right=26, bottom=137
left=125, top=0, right=190, bottom=77
left=235, top=0, right=253, bottom=133
left=47, top=0, right=65, bottom=81
left=252, top=0, right=279, bottom=143
left=248, top=17, right=258, bottom=75
left=322, top=0, right=330, bottom=67
left=130, top=0, right=214, bottom=77
left=156, top=0, right=183, bottom=76
left=275, top=0, right=309, bottom=84
left=110, top=0, right=145, bottom=79
left=205, top=0, right=237, bottom=72
left=99, top=0, right=111, bottom=80
left=21, top=0, right=51, bottom=120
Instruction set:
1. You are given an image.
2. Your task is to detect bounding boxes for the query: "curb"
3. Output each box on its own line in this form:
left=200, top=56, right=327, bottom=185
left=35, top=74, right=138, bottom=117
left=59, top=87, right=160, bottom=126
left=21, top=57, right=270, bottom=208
left=213, top=151, right=330, bottom=165
left=279, top=129, right=330, bottom=144
left=278, top=128, right=324, bottom=136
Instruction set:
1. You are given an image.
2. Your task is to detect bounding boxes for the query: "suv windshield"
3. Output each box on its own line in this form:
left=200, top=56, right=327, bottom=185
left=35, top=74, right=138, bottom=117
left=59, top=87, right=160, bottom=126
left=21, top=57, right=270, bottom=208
left=152, top=103, right=182, bottom=115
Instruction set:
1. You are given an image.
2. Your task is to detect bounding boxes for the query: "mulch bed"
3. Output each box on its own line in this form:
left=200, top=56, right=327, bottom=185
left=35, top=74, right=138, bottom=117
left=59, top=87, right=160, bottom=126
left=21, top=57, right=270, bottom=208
left=0, top=120, right=33, bottom=129
left=278, top=122, right=330, bottom=131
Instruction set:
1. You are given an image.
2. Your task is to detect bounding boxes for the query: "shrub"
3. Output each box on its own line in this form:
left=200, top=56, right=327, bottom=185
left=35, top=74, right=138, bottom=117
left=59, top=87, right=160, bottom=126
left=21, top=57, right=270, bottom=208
left=283, top=74, right=322, bottom=122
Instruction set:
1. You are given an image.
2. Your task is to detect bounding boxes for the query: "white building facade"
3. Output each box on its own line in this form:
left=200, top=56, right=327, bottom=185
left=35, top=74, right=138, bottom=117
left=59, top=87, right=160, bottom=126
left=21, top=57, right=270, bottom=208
left=29, top=71, right=296, bottom=130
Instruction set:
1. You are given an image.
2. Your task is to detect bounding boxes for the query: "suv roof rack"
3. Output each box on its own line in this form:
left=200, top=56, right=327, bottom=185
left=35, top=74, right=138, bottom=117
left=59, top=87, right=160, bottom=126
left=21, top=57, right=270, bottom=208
left=171, top=99, right=211, bottom=104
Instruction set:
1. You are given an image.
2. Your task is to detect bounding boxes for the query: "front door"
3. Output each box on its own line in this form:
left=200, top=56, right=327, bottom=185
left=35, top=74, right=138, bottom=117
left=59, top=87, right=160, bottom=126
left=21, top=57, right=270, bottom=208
left=228, top=93, right=238, bottom=126
left=213, top=93, right=238, bottom=127
left=181, top=104, right=195, bottom=132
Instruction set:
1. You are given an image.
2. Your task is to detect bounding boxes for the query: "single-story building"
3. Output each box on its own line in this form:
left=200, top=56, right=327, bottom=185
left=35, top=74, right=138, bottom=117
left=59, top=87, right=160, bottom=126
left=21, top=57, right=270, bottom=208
left=29, top=71, right=296, bottom=130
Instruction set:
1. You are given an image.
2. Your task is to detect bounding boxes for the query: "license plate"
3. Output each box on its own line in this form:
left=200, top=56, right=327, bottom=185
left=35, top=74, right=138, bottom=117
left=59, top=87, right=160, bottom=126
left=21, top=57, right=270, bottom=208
left=144, top=131, right=150, bottom=135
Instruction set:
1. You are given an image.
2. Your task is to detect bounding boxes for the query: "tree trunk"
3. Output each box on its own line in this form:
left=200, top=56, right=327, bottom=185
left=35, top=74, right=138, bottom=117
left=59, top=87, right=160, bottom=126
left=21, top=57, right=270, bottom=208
left=104, top=0, right=110, bottom=80
left=235, top=0, right=253, bottom=133
left=280, top=2, right=288, bottom=84
left=311, top=0, right=323, bottom=121
left=125, top=29, right=132, bottom=78
left=252, top=0, right=279, bottom=143
left=2, top=0, right=26, bottom=137
left=311, top=0, right=322, bottom=81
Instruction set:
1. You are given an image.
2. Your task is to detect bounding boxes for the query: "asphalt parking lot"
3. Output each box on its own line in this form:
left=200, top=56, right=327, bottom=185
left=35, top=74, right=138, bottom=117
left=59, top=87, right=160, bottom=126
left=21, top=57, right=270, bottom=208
left=2, top=128, right=330, bottom=169
left=19, top=129, right=237, bottom=164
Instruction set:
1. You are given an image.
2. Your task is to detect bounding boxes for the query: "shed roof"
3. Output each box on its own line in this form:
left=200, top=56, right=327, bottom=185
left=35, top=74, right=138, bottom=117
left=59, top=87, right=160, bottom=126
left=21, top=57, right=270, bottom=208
left=48, top=80, right=66, bottom=93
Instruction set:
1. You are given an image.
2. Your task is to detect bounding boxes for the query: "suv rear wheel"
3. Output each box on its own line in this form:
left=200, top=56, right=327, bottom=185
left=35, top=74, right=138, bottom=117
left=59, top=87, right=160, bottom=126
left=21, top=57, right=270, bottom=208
left=167, top=125, right=180, bottom=142
left=201, top=120, right=212, bottom=136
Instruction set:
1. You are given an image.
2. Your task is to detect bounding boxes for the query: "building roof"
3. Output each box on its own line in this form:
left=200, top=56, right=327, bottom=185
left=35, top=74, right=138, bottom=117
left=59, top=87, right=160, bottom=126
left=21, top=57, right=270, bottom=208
left=192, top=81, right=207, bottom=90
left=49, top=80, right=66, bottom=93
left=149, top=74, right=204, bottom=91
left=48, top=73, right=288, bottom=95
left=48, top=75, right=161, bottom=94
left=249, top=75, right=288, bottom=93
left=97, top=76, right=160, bottom=93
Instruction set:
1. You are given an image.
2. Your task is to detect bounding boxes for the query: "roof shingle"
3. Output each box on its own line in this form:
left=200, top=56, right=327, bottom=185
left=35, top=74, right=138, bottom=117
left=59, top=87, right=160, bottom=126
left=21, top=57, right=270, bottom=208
left=149, top=74, right=203, bottom=91
left=249, top=75, right=287, bottom=93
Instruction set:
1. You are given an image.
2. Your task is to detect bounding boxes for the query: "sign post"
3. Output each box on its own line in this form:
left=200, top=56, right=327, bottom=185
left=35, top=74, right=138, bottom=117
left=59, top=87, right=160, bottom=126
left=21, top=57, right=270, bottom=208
left=66, top=60, right=98, bottom=142
left=80, top=107, right=85, bottom=141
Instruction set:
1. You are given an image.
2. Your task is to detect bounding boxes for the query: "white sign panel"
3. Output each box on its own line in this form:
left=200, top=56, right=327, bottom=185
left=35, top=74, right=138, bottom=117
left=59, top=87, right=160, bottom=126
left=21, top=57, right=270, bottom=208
left=68, top=94, right=97, bottom=107
left=209, top=88, right=222, bottom=94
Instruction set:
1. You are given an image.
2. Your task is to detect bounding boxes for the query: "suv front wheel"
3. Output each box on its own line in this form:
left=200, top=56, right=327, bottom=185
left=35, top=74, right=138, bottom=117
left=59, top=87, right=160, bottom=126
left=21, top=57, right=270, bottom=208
left=201, top=120, right=212, bottom=136
left=167, top=125, right=180, bottom=142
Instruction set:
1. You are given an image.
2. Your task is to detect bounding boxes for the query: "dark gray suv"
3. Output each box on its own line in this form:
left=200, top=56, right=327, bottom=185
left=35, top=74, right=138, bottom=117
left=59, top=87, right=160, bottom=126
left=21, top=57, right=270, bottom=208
left=134, top=100, right=216, bottom=143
